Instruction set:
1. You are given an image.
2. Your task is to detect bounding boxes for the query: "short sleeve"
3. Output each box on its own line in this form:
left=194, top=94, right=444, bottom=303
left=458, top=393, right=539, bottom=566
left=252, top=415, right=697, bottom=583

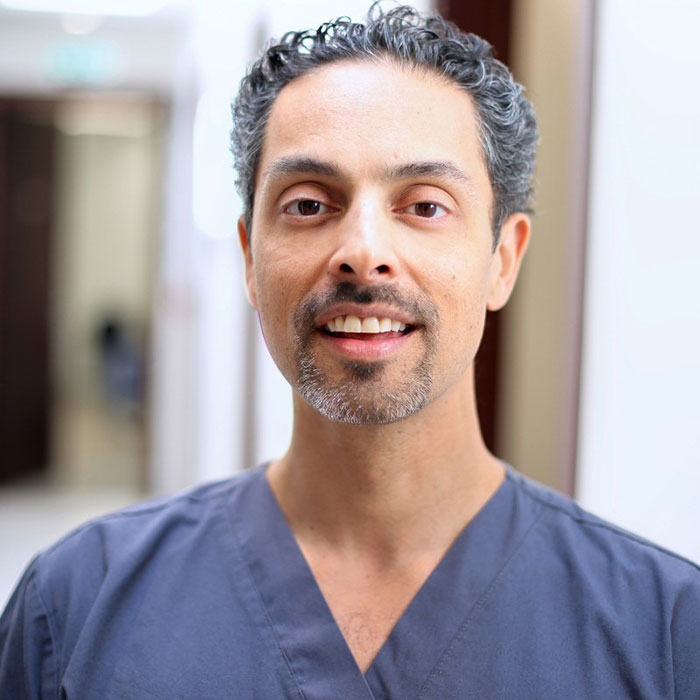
left=671, top=573, right=700, bottom=700
left=0, top=559, right=58, bottom=699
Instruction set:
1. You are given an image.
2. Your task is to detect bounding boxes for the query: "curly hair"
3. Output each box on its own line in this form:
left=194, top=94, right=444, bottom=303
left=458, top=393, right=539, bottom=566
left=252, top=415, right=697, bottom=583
left=231, top=4, right=538, bottom=244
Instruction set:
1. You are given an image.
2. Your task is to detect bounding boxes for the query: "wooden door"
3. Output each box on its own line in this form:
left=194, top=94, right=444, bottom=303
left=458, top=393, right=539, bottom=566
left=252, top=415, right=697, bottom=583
left=0, top=100, right=56, bottom=482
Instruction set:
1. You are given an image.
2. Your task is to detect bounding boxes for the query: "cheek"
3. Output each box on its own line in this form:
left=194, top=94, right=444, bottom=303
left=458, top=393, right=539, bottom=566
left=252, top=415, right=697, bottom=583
left=253, top=242, right=295, bottom=310
left=250, top=252, right=291, bottom=353
left=251, top=243, right=324, bottom=371
left=429, top=251, right=493, bottom=354
left=255, top=267, right=287, bottom=320
left=432, top=246, right=492, bottom=310
left=256, top=270, right=293, bottom=352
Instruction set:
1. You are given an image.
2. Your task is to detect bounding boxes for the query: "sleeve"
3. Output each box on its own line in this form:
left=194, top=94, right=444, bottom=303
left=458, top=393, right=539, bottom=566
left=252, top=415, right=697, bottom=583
left=0, top=560, right=58, bottom=700
left=671, top=574, right=700, bottom=700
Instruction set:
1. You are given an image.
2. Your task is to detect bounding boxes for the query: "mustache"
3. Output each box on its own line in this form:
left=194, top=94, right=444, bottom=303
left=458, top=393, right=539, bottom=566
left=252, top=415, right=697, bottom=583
left=294, top=282, right=439, bottom=332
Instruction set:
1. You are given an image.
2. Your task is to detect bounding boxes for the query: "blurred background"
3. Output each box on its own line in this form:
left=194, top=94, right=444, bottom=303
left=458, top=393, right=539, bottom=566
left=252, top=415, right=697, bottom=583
left=1, top=0, right=699, bottom=606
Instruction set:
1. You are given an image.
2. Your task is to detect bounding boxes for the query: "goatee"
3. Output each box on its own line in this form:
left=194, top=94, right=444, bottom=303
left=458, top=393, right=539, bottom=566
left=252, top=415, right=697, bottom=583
left=293, top=282, right=439, bottom=424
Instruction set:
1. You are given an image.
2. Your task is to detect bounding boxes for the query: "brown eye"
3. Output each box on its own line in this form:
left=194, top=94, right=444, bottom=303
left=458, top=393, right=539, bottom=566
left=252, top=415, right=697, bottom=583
left=412, top=202, right=448, bottom=218
left=415, top=202, right=437, bottom=217
left=286, top=200, right=329, bottom=216
left=282, top=198, right=334, bottom=219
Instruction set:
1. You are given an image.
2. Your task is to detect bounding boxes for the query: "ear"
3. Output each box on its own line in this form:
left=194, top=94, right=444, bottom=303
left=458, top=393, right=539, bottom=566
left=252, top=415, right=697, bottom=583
left=486, top=213, right=531, bottom=311
left=238, top=216, right=259, bottom=309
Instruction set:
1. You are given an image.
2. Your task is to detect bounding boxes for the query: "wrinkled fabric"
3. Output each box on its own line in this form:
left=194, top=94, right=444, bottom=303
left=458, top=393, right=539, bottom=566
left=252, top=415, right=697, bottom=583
left=1, top=464, right=699, bottom=699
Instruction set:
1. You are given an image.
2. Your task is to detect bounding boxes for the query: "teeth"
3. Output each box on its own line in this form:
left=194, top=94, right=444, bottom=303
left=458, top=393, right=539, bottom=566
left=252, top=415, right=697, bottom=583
left=361, top=317, right=380, bottom=333
left=344, top=315, right=362, bottom=333
left=326, top=315, right=410, bottom=334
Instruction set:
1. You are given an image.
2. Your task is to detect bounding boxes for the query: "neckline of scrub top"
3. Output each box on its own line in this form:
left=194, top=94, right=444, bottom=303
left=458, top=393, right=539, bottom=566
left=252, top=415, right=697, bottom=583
left=225, top=463, right=542, bottom=700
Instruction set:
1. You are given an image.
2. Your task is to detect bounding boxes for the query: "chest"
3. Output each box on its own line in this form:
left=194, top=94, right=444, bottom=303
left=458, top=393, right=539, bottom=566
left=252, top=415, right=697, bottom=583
left=324, top=588, right=412, bottom=672
left=59, top=567, right=669, bottom=700
left=305, top=557, right=436, bottom=673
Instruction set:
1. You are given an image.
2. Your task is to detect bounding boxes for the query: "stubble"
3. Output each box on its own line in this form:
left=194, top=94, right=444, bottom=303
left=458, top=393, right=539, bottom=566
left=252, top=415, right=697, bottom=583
left=293, top=283, right=439, bottom=425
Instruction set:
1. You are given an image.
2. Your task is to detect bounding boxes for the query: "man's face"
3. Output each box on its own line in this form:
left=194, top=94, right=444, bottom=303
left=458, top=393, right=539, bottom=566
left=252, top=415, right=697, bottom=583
left=240, top=60, right=528, bottom=424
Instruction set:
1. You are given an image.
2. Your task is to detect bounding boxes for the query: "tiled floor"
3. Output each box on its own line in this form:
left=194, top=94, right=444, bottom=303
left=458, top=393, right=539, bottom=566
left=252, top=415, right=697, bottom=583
left=0, top=482, right=142, bottom=609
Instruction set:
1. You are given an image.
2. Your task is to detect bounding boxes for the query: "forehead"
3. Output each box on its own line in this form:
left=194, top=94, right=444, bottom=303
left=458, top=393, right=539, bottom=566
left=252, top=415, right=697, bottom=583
left=257, top=59, right=490, bottom=192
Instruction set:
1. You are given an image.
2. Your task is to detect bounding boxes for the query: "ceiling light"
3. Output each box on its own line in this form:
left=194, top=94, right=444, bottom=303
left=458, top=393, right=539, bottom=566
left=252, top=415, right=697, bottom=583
left=0, top=0, right=169, bottom=16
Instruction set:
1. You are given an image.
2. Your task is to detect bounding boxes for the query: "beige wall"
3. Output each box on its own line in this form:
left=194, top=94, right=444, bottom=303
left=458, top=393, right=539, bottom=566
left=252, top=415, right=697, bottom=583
left=51, top=99, right=161, bottom=487
left=498, top=0, right=592, bottom=493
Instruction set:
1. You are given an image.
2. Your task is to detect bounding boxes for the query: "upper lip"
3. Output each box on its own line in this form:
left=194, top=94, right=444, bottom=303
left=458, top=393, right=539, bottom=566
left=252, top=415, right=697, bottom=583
left=315, top=303, right=417, bottom=328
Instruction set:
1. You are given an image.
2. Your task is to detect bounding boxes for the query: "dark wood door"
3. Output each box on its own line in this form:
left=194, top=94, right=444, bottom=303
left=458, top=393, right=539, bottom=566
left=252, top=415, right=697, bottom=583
left=0, top=100, right=56, bottom=482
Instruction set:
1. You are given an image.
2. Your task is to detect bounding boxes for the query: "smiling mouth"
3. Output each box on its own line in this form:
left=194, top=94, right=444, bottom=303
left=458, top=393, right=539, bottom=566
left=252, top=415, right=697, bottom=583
left=321, top=314, right=416, bottom=339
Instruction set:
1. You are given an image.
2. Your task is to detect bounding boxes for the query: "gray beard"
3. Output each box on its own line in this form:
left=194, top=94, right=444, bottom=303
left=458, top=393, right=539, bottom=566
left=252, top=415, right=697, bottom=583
left=296, top=349, right=434, bottom=425
left=292, top=282, right=439, bottom=425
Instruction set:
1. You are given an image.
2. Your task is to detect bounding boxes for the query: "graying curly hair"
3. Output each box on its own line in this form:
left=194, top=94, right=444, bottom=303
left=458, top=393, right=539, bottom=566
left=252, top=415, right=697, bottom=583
left=231, top=4, right=538, bottom=245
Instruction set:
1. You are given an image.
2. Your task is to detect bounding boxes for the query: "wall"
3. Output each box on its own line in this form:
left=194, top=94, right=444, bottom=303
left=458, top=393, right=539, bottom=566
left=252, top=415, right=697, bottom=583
left=51, top=100, right=160, bottom=487
left=500, top=0, right=592, bottom=494
left=576, top=0, right=700, bottom=563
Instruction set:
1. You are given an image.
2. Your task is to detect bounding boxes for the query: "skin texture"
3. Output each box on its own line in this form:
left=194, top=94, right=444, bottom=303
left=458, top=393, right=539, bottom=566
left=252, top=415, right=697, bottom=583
left=238, top=59, right=530, bottom=673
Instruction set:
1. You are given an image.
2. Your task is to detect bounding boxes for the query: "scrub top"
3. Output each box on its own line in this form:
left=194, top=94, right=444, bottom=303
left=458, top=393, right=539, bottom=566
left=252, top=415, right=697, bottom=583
left=1, top=464, right=699, bottom=699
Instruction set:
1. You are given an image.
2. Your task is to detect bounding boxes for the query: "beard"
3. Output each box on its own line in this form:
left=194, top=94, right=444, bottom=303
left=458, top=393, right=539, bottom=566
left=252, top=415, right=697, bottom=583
left=292, top=282, right=439, bottom=425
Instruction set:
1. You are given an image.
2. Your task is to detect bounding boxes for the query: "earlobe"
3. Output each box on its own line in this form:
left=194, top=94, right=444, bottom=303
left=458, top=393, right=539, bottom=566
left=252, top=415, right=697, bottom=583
left=238, top=216, right=259, bottom=309
left=486, top=213, right=531, bottom=311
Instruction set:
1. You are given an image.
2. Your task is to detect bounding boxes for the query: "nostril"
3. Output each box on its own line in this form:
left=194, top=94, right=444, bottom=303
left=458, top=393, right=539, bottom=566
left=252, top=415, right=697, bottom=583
left=340, top=263, right=354, bottom=273
left=376, top=264, right=390, bottom=274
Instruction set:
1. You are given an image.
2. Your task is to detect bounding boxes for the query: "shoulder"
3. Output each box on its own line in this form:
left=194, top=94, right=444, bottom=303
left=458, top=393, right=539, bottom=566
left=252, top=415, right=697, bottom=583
left=506, top=465, right=700, bottom=584
left=27, top=468, right=262, bottom=645
left=504, top=467, right=700, bottom=695
left=507, top=466, right=700, bottom=653
left=35, top=468, right=260, bottom=588
left=0, top=467, right=267, bottom=697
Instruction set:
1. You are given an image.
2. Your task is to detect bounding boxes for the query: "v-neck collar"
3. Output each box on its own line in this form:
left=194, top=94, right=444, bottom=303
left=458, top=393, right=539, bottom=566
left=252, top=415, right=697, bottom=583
left=224, top=464, right=543, bottom=700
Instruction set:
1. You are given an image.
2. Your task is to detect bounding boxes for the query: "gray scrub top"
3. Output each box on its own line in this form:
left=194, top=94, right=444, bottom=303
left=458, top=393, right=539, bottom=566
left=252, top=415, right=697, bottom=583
left=1, top=464, right=699, bottom=699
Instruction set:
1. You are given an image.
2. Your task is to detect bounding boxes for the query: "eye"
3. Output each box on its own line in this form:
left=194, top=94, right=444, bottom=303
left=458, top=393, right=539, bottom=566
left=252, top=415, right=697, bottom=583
left=408, top=202, right=448, bottom=219
left=284, top=199, right=331, bottom=216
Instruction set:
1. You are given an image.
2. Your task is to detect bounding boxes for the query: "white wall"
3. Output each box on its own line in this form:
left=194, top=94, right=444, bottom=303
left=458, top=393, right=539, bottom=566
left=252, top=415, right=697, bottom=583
left=577, top=0, right=700, bottom=563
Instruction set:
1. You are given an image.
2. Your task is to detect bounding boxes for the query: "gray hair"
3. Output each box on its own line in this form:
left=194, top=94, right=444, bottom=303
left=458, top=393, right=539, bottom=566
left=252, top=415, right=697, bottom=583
left=231, top=4, right=538, bottom=244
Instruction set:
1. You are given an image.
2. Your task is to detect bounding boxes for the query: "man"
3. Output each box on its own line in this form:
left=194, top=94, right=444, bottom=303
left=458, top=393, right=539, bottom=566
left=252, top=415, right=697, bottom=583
left=1, top=6, right=698, bottom=699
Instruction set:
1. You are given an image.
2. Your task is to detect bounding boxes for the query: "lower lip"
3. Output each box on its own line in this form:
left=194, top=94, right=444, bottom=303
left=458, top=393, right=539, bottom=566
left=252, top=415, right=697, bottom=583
left=317, top=329, right=414, bottom=360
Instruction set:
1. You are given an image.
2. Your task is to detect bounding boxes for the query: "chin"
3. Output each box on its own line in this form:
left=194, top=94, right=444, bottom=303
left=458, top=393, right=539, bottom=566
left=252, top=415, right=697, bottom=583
left=297, top=359, right=432, bottom=425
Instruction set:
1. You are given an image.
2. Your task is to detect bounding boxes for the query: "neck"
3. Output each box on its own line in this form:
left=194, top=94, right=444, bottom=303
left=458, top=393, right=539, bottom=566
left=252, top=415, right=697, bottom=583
left=267, top=366, right=504, bottom=564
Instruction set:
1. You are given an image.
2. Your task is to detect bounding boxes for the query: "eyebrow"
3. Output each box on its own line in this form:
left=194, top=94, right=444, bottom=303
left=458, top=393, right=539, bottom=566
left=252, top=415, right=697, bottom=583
left=384, top=161, right=477, bottom=196
left=262, top=156, right=341, bottom=181
left=386, top=160, right=473, bottom=182
left=262, top=156, right=477, bottom=196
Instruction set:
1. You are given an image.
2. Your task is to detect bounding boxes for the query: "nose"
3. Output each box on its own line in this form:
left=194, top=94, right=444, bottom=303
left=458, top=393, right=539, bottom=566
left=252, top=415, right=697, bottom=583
left=327, top=202, right=400, bottom=283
